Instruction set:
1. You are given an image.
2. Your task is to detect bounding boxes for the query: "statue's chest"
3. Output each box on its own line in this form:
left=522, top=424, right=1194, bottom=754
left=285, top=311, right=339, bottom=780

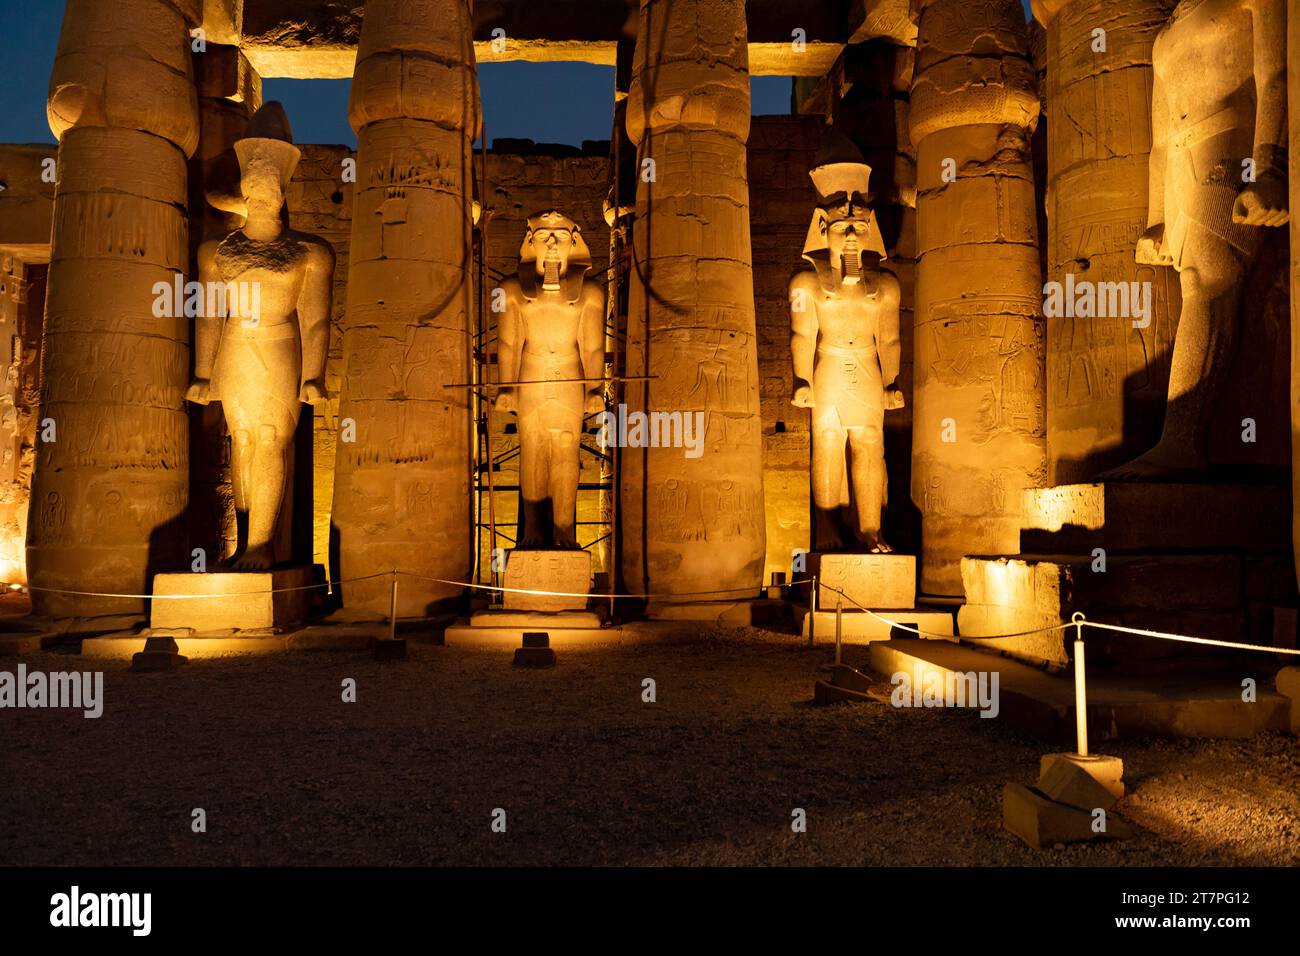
left=521, top=298, right=582, bottom=342
left=216, top=236, right=306, bottom=283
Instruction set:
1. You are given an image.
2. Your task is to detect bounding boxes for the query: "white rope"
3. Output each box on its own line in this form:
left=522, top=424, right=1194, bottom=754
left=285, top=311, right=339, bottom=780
left=1081, top=618, right=1300, bottom=657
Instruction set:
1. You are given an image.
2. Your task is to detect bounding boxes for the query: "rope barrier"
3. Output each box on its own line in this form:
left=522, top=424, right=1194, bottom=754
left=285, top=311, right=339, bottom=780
left=5, top=571, right=1298, bottom=658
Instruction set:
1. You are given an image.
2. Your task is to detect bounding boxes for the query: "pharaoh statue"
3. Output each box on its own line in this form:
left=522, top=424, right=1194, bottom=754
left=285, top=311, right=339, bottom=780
left=1113, top=0, right=1287, bottom=478
left=186, top=102, right=335, bottom=569
left=789, top=135, right=903, bottom=552
left=494, top=211, right=606, bottom=548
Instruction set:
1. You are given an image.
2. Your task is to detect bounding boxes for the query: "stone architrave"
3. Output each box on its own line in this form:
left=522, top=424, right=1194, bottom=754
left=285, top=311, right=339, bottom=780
left=494, top=211, right=606, bottom=549
left=1111, top=0, right=1288, bottom=479
left=27, top=0, right=200, bottom=616
left=332, top=0, right=480, bottom=615
left=621, top=0, right=767, bottom=598
left=909, top=0, right=1047, bottom=596
left=1032, top=0, right=1182, bottom=482
left=185, top=103, right=334, bottom=570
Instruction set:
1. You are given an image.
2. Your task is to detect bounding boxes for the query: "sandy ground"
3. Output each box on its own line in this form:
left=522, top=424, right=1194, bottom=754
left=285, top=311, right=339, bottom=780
left=1, top=626, right=1298, bottom=866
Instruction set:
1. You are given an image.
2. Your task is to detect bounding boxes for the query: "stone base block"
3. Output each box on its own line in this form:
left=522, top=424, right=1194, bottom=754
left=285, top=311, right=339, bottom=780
left=504, top=550, right=591, bottom=612
left=1037, top=756, right=1120, bottom=811
left=151, top=567, right=313, bottom=632
left=1275, top=667, right=1300, bottom=733
left=1021, top=482, right=1291, bottom=554
left=959, top=553, right=1296, bottom=667
left=471, top=610, right=603, bottom=628
left=513, top=646, right=556, bottom=667
left=800, top=609, right=953, bottom=642
left=131, top=639, right=189, bottom=672
left=1002, top=783, right=1132, bottom=849
left=0, top=634, right=44, bottom=656
left=807, top=553, right=916, bottom=609
left=1038, top=753, right=1124, bottom=801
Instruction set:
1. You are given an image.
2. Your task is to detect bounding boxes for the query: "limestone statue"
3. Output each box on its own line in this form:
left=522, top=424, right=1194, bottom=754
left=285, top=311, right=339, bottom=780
left=1116, top=0, right=1288, bottom=478
left=494, top=211, right=606, bottom=549
left=186, top=102, right=334, bottom=569
left=790, top=135, right=903, bottom=553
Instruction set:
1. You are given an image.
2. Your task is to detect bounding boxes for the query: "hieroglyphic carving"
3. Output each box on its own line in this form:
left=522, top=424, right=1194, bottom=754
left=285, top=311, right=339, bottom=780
left=331, top=0, right=479, bottom=615
left=909, top=0, right=1046, bottom=596
left=1036, top=0, right=1182, bottom=480
left=621, top=0, right=767, bottom=598
left=26, top=0, right=199, bottom=616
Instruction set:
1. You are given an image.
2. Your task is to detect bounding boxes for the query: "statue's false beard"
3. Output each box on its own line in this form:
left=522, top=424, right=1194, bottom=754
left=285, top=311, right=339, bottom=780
left=542, top=253, right=563, bottom=290
left=840, top=236, right=862, bottom=284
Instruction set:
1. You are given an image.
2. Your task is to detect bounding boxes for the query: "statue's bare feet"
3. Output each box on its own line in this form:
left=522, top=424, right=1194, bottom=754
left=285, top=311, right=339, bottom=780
left=860, top=532, right=893, bottom=554
left=233, top=544, right=275, bottom=570
left=1100, top=445, right=1206, bottom=482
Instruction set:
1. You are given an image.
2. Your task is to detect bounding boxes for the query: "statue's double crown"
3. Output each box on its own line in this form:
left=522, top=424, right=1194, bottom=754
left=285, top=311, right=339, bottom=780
left=809, top=160, right=873, bottom=205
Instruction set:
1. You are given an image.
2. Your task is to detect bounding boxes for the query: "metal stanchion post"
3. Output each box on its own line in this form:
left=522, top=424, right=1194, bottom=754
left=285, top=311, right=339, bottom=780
left=809, top=574, right=818, bottom=647
left=389, top=570, right=399, bottom=641
left=834, top=595, right=843, bottom=665
left=1072, top=612, right=1087, bottom=757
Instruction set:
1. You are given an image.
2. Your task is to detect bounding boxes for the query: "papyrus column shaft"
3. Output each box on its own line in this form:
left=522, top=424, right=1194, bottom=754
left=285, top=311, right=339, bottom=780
left=620, top=0, right=767, bottom=598
left=332, top=0, right=479, bottom=614
left=27, top=0, right=199, bottom=616
left=909, top=0, right=1047, bottom=596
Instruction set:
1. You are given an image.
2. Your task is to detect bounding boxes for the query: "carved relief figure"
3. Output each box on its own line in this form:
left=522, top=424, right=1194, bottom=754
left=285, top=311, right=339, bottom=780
left=494, top=211, right=606, bottom=548
left=790, top=135, right=904, bottom=552
left=1115, top=0, right=1288, bottom=477
left=186, top=103, right=335, bottom=569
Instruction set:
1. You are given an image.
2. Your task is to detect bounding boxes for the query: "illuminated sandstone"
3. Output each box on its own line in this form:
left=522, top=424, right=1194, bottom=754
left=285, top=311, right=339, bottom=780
left=331, top=0, right=480, bottom=615
left=789, top=134, right=901, bottom=552
left=1113, top=0, right=1288, bottom=478
left=27, top=0, right=200, bottom=616
left=620, top=0, right=767, bottom=599
left=909, top=0, right=1047, bottom=596
left=1032, top=0, right=1182, bottom=481
left=186, top=102, right=334, bottom=569
left=495, top=211, right=605, bottom=550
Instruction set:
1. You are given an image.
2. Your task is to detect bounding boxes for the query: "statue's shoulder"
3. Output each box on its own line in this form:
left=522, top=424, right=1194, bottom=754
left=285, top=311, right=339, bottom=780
left=580, top=276, right=605, bottom=301
left=876, top=268, right=900, bottom=296
left=297, top=233, right=336, bottom=267
left=788, top=267, right=820, bottom=295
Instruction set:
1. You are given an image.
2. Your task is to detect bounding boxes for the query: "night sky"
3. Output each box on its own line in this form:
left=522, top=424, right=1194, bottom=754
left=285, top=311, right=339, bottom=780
left=0, top=2, right=1035, bottom=148
left=0, top=1, right=802, bottom=148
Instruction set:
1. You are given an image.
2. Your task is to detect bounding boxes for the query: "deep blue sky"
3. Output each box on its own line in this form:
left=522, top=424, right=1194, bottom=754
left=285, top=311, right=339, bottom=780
left=0, top=1, right=790, bottom=148
left=0, top=1, right=1033, bottom=147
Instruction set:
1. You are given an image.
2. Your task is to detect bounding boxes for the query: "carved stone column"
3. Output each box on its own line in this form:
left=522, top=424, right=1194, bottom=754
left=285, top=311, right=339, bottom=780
left=332, top=0, right=479, bottom=614
left=27, top=0, right=200, bottom=616
left=1033, top=0, right=1180, bottom=482
left=909, top=0, right=1047, bottom=596
left=620, top=0, right=767, bottom=599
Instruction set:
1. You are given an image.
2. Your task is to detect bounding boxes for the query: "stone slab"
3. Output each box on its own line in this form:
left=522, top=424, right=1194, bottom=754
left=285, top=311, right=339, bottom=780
left=1002, top=783, right=1132, bottom=849
left=0, top=635, right=44, bottom=656
left=471, top=610, right=602, bottom=629
left=959, top=553, right=1296, bottom=667
left=645, top=600, right=785, bottom=625
left=1039, top=753, right=1124, bottom=802
left=503, top=550, right=591, bottom=612
left=1020, top=483, right=1291, bottom=554
left=444, top=624, right=623, bottom=648
left=869, top=638, right=1291, bottom=741
left=1036, top=756, right=1119, bottom=812
left=800, top=609, right=953, bottom=642
left=808, top=553, right=916, bottom=609
left=151, top=568, right=314, bottom=632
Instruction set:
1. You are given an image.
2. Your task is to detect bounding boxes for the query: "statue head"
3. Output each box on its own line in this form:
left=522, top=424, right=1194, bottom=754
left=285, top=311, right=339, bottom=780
left=803, top=131, right=887, bottom=287
left=518, top=210, right=593, bottom=301
left=232, top=102, right=301, bottom=221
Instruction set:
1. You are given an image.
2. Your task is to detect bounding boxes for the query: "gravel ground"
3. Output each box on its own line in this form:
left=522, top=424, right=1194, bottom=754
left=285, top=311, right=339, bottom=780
left=2, top=627, right=1298, bottom=866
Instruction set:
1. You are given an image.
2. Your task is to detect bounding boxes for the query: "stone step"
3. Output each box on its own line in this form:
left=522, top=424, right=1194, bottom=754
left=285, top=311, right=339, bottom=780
left=799, top=608, right=954, bottom=642
left=1019, top=482, right=1290, bottom=554
left=958, top=553, right=1296, bottom=667
left=867, top=638, right=1291, bottom=741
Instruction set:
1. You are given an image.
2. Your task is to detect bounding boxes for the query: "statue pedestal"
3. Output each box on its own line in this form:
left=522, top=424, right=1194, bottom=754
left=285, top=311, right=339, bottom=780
left=502, top=549, right=591, bottom=612
left=150, top=567, right=314, bottom=632
left=807, top=553, right=916, bottom=610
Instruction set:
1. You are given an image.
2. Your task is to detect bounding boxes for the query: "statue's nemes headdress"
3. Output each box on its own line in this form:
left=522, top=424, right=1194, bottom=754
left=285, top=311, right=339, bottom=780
left=802, top=131, right=887, bottom=276
left=518, top=210, right=593, bottom=303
